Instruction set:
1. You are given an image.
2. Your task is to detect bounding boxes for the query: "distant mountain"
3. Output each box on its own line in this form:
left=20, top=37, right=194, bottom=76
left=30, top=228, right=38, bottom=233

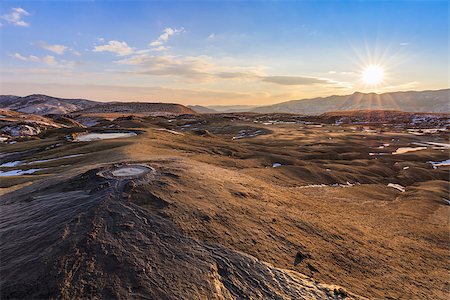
left=3, top=89, right=448, bottom=117
left=0, top=94, right=98, bottom=115
left=188, top=105, right=218, bottom=114
left=252, top=89, right=450, bottom=115
left=209, top=105, right=259, bottom=113
left=0, top=95, right=196, bottom=116
left=75, top=102, right=197, bottom=116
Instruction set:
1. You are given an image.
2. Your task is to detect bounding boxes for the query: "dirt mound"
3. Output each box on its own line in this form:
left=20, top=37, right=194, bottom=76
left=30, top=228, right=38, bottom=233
left=75, top=102, right=197, bottom=116
left=0, top=166, right=360, bottom=300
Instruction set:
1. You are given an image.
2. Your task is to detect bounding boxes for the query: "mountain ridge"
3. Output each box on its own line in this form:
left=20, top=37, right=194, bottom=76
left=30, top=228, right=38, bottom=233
left=251, top=89, right=450, bottom=114
left=2, top=88, right=449, bottom=116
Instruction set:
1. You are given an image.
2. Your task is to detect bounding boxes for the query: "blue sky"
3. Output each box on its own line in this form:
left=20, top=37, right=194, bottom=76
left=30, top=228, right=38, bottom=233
left=0, top=0, right=448, bottom=105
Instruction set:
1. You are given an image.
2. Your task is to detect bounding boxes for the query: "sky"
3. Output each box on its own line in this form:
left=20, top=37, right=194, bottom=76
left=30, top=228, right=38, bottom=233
left=0, top=0, right=448, bottom=105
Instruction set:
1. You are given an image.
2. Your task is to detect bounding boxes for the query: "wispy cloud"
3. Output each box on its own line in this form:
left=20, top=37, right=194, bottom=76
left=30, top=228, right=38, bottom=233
left=11, top=52, right=74, bottom=67
left=114, top=52, right=349, bottom=91
left=149, top=27, right=184, bottom=49
left=1, top=7, right=30, bottom=27
left=12, top=53, right=55, bottom=65
left=116, top=53, right=264, bottom=83
left=36, top=41, right=68, bottom=55
left=93, top=40, right=134, bottom=56
left=116, top=54, right=214, bottom=80
left=262, top=76, right=332, bottom=86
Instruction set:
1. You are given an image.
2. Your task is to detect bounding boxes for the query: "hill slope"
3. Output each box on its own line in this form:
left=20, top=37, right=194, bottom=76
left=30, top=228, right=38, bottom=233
left=0, top=166, right=359, bottom=299
left=0, top=94, right=98, bottom=115
left=252, top=89, right=450, bottom=114
left=188, top=105, right=218, bottom=114
left=76, top=102, right=197, bottom=116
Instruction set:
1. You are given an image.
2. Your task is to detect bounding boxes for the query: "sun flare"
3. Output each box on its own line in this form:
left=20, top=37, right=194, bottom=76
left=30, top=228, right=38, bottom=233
left=361, top=65, right=384, bottom=85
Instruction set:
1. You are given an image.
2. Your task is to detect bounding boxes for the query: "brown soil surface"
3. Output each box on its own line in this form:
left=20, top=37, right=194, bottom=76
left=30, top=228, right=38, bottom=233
left=1, top=113, right=448, bottom=299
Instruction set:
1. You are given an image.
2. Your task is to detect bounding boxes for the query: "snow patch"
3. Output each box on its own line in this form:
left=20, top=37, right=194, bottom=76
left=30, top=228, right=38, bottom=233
left=0, top=168, right=43, bottom=176
left=74, top=132, right=137, bottom=142
left=392, top=147, right=427, bottom=155
left=427, top=159, right=450, bottom=169
left=387, top=183, right=406, bottom=192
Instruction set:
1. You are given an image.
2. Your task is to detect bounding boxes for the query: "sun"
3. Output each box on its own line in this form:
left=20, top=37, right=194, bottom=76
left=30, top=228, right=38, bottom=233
left=361, top=65, right=384, bottom=85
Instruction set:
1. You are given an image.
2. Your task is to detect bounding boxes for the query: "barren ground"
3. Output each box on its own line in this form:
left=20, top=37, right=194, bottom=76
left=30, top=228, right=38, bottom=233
left=1, top=113, right=449, bottom=299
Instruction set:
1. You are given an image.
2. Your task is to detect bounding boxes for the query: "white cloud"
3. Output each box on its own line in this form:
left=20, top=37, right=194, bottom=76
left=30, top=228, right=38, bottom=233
left=115, top=53, right=264, bottom=83
left=2, top=7, right=30, bottom=27
left=208, top=33, right=216, bottom=39
left=28, top=55, right=40, bottom=62
left=93, top=40, right=134, bottom=56
left=328, top=71, right=336, bottom=74
left=12, top=53, right=27, bottom=60
left=149, top=27, right=184, bottom=49
left=36, top=41, right=68, bottom=55
left=116, top=54, right=214, bottom=79
left=11, top=52, right=73, bottom=67
left=400, top=42, right=409, bottom=46
left=262, top=75, right=351, bottom=89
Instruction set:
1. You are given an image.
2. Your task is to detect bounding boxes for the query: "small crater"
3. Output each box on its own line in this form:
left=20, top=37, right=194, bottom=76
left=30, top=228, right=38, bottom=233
left=98, top=164, right=155, bottom=179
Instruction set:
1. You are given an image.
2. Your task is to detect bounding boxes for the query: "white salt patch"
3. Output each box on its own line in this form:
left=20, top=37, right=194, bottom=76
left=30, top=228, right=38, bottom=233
left=272, top=163, right=282, bottom=168
left=423, top=142, right=450, bottom=149
left=74, top=132, right=137, bottom=142
left=0, top=168, right=42, bottom=176
left=392, top=147, right=427, bottom=155
left=232, top=129, right=264, bottom=140
left=156, top=128, right=184, bottom=135
left=0, top=136, right=8, bottom=142
left=31, top=154, right=84, bottom=164
left=407, top=128, right=447, bottom=135
left=427, top=159, right=450, bottom=169
left=0, top=154, right=83, bottom=167
left=369, top=153, right=390, bottom=156
left=0, top=161, right=22, bottom=167
left=298, top=184, right=327, bottom=189
left=387, top=183, right=406, bottom=192
left=403, top=166, right=410, bottom=170
left=443, top=198, right=450, bottom=205
left=297, top=182, right=359, bottom=189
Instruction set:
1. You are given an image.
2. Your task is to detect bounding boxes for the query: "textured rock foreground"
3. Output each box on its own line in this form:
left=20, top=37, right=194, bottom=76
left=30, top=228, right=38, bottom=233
left=0, top=167, right=360, bottom=299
